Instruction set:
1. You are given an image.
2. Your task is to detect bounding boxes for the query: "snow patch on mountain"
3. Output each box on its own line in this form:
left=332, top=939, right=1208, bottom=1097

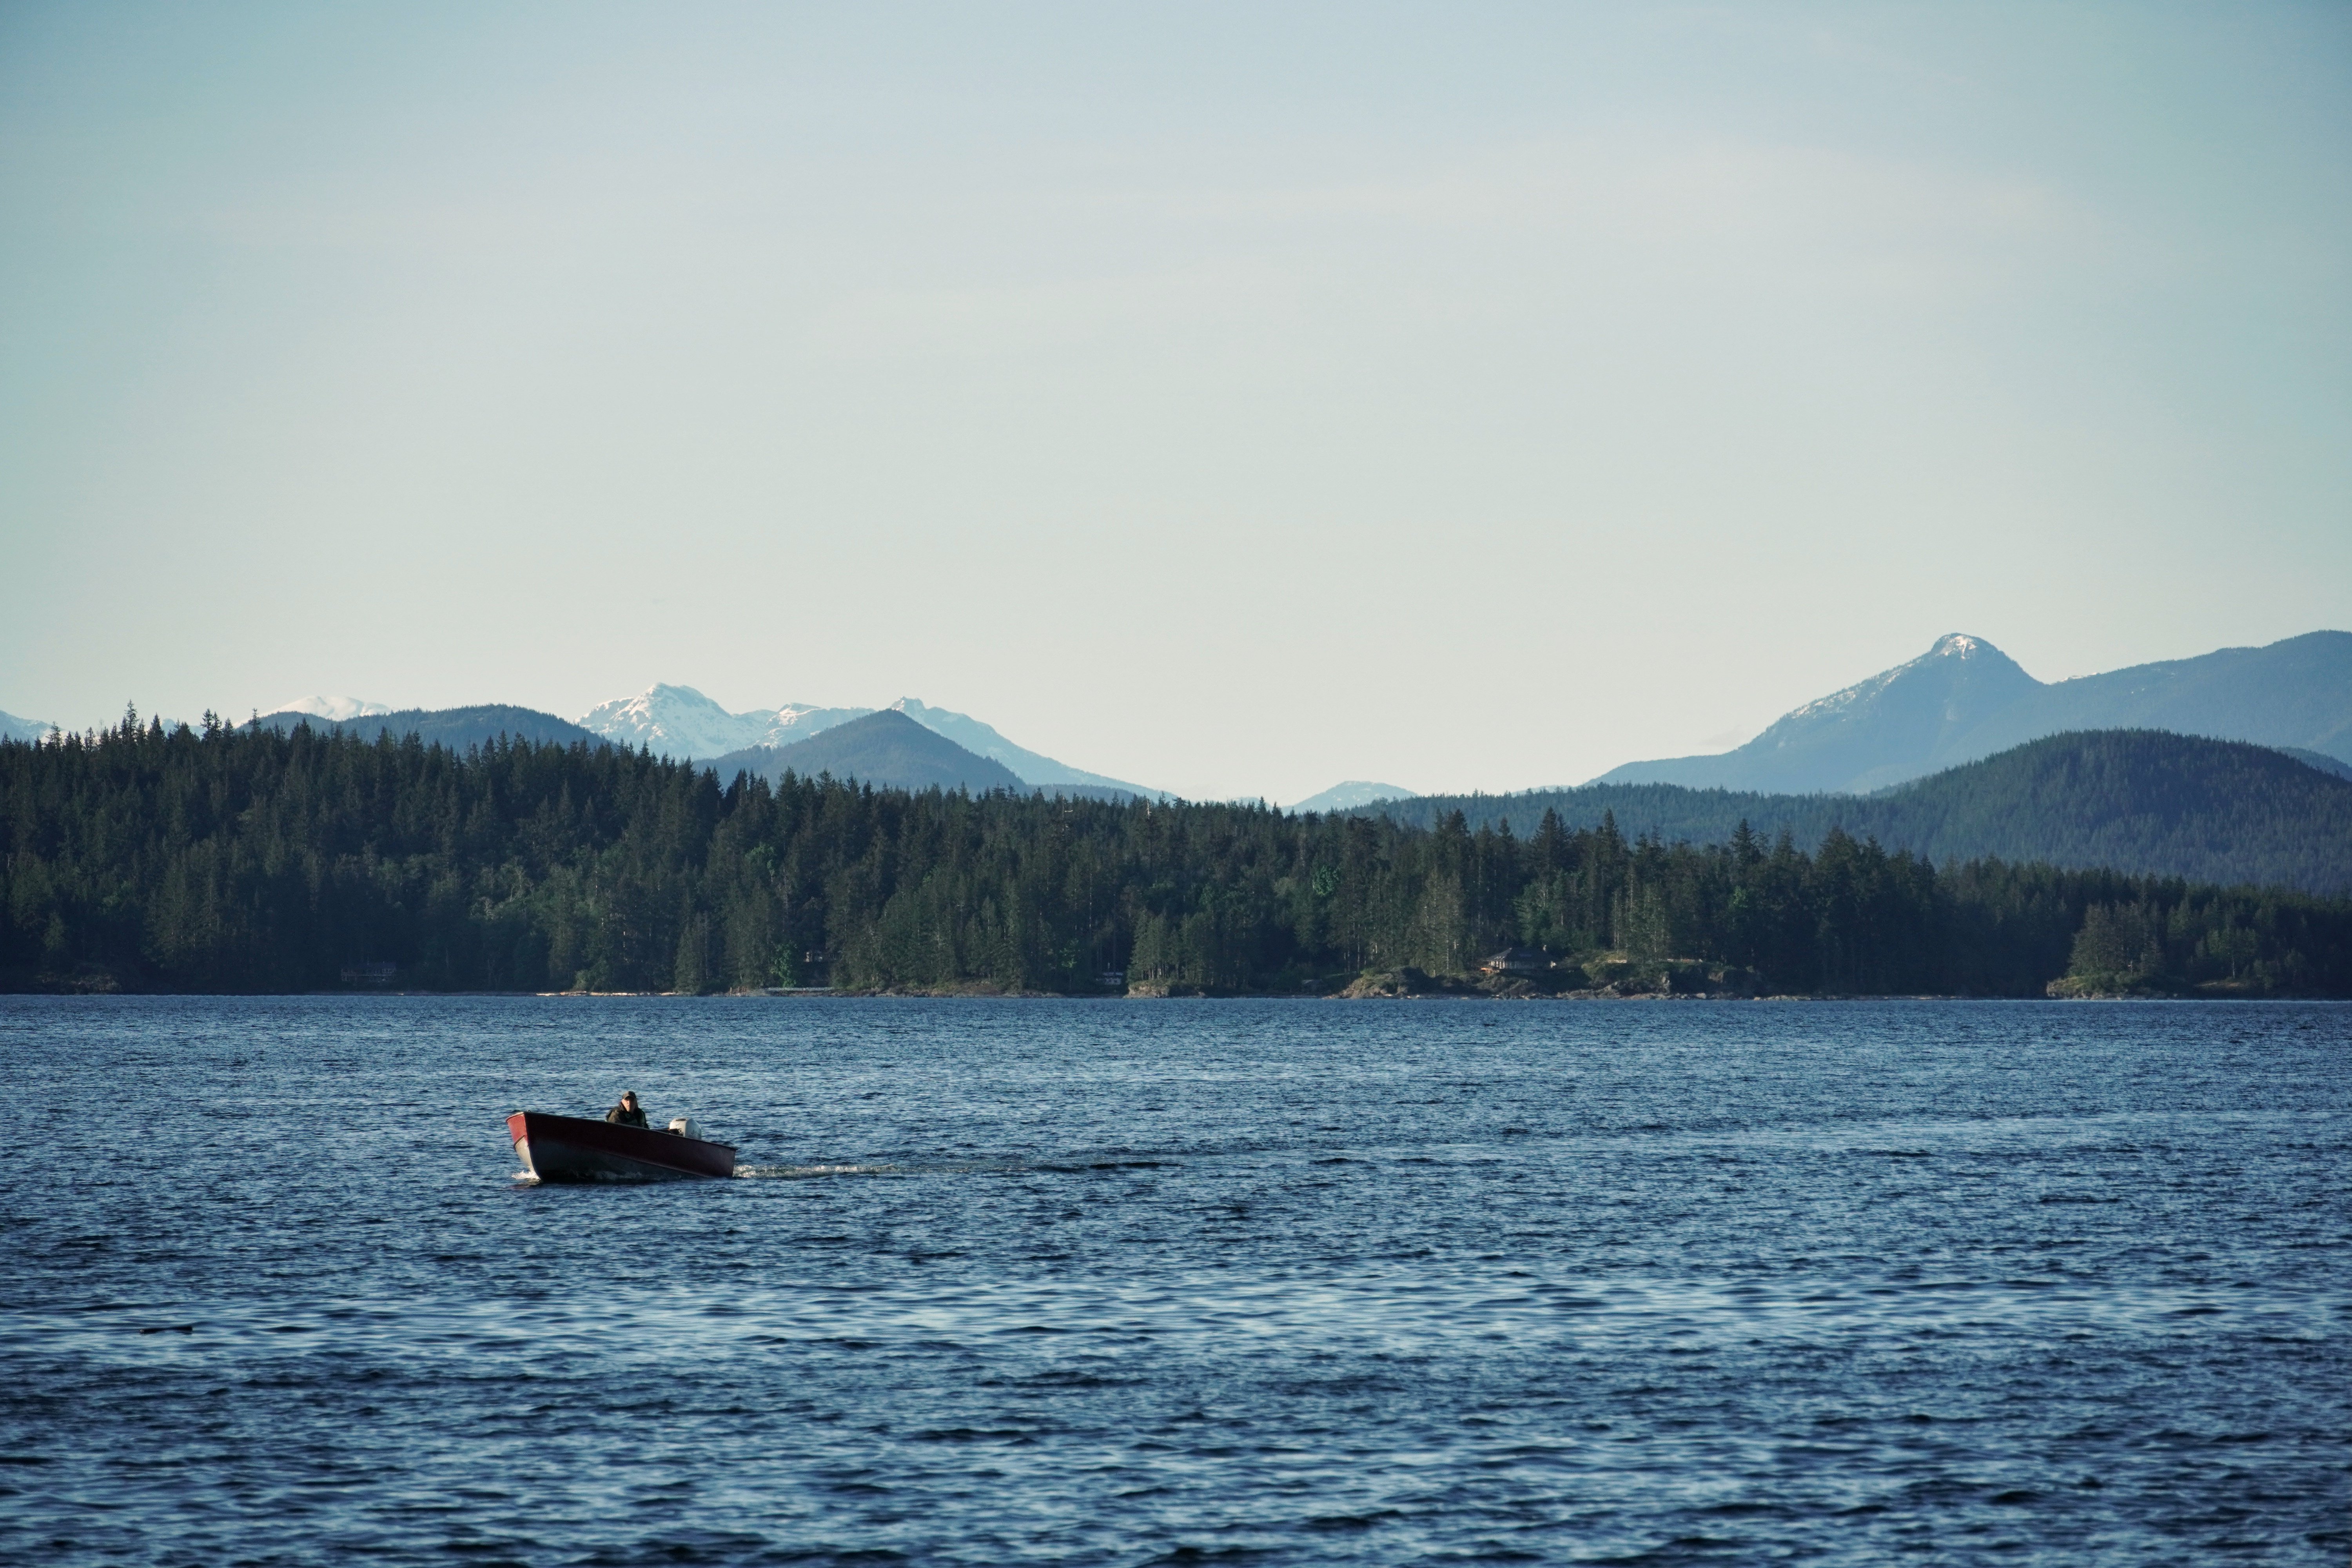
left=1774, top=635, right=1998, bottom=731
left=272, top=696, right=394, bottom=721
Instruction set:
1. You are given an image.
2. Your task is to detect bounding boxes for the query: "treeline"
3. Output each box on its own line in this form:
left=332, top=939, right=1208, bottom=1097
left=1367, top=731, right=2352, bottom=897
left=4, top=716, right=2350, bottom=996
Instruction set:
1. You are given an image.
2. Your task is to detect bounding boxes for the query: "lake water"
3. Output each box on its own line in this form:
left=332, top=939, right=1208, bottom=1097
left=1, top=996, right=2345, bottom=1566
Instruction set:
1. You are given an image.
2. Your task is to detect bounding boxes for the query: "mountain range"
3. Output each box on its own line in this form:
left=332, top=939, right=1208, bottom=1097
left=237, top=688, right=1161, bottom=801
left=573, top=686, right=1157, bottom=795
left=1594, top=630, right=2352, bottom=794
left=10, top=627, right=2348, bottom=835
left=212, top=670, right=2352, bottom=891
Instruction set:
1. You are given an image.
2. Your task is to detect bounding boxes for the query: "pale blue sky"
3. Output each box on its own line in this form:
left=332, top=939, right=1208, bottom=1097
left=4, top=3, right=2347, bottom=800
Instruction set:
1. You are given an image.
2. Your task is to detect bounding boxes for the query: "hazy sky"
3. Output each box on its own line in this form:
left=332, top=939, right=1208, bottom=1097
left=4, top=3, right=2347, bottom=801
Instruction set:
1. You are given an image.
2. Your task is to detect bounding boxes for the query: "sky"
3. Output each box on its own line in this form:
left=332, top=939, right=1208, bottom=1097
left=2, top=2, right=2347, bottom=802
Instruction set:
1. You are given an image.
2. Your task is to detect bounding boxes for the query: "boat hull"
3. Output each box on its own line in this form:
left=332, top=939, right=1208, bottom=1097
left=508, top=1111, right=737, bottom=1182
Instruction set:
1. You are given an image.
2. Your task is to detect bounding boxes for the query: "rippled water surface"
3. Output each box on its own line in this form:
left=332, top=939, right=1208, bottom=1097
left=2, top=996, right=2346, bottom=1565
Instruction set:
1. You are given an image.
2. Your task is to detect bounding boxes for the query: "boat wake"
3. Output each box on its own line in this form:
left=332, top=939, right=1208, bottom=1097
left=732, top=1158, right=1029, bottom=1179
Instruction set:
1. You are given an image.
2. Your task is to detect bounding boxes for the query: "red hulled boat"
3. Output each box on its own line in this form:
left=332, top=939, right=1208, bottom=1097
left=507, top=1111, right=737, bottom=1181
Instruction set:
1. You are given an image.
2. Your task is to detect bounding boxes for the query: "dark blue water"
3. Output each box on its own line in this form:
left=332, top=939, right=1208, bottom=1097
left=1, top=997, right=2345, bottom=1565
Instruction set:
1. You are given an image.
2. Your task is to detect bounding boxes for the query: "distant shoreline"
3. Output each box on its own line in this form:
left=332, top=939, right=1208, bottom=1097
left=2, top=985, right=2334, bottom=1003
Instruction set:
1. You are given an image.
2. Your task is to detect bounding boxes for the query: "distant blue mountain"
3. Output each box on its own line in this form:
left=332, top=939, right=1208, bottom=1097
left=2280, top=748, right=2352, bottom=783
left=1289, top=781, right=1418, bottom=813
left=709, top=710, right=1026, bottom=793
left=1595, top=631, right=2352, bottom=794
left=0, top=709, right=57, bottom=744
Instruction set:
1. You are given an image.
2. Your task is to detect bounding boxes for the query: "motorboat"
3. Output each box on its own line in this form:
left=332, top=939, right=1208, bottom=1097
left=507, top=1110, right=737, bottom=1181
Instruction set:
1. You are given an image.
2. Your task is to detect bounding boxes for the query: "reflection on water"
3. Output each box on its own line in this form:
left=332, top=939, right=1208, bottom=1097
left=2, top=995, right=2346, bottom=1566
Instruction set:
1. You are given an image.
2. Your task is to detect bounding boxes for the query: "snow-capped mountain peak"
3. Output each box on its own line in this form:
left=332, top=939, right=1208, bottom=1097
left=1590, top=632, right=2042, bottom=793
left=577, top=684, right=869, bottom=759
left=579, top=684, right=768, bottom=758
left=1773, top=634, right=2021, bottom=730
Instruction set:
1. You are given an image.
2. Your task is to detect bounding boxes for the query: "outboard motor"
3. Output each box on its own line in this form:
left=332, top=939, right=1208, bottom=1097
left=668, top=1116, right=700, bottom=1140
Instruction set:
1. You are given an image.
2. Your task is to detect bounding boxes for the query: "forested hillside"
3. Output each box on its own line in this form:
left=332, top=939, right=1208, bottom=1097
left=1372, top=732, right=2352, bottom=895
left=5, top=717, right=2349, bottom=997
left=709, top=710, right=1027, bottom=794
left=251, top=704, right=602, bottom=751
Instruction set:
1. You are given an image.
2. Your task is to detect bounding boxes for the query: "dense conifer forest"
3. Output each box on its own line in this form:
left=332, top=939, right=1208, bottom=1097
left=5, top=716, right=2349, bottom=997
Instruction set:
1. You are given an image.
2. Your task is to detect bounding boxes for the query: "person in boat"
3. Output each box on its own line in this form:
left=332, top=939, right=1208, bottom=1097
left=605, top=1091, right=649, bottom=1129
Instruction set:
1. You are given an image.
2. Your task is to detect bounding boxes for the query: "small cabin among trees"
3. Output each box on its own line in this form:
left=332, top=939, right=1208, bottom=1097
left=1480, top=948, right=1549, bottom=976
